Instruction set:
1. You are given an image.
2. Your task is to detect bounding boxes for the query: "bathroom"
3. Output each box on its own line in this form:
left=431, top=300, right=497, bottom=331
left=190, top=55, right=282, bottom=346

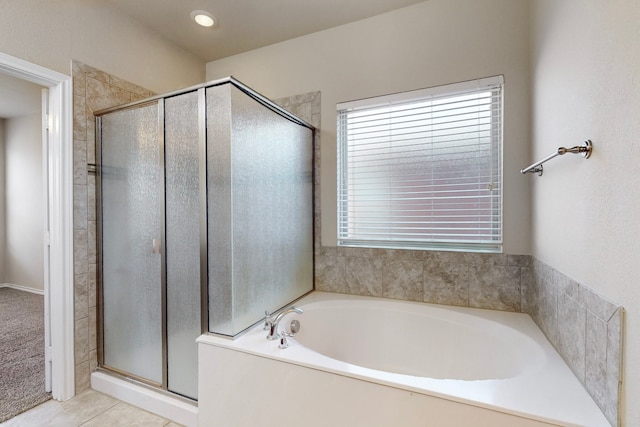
left=0, top=0, right=638, bottom=426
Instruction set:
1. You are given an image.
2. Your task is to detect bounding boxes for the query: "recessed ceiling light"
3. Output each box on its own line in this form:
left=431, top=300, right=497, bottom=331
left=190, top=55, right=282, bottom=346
left=191, top=10, right=216, bottom=28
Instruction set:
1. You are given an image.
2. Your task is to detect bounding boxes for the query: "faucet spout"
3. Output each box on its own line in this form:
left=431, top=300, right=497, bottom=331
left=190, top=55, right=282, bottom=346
left=265, top=306, right=303, bottom=340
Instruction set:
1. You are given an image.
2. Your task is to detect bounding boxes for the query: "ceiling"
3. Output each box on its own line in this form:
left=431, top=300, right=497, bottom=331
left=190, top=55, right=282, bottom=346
left=102, top=0, right=427, bottom=62
left=0, top=1, right=425, bottom=119
left=0, top=73, right=42, bottom=119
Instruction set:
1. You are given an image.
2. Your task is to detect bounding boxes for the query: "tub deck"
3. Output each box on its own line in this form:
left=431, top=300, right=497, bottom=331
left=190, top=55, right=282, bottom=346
left=197, top=292, right=610, bottom=427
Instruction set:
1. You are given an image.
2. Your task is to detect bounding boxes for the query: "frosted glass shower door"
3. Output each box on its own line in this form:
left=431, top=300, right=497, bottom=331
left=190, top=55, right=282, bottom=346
left=207, top=84, right=314, bottom=336
left=164, top=91, right=202, bottom=399
left=97, top=77, right=314, bottom=396
left=100, top=102, right=163, bottom=385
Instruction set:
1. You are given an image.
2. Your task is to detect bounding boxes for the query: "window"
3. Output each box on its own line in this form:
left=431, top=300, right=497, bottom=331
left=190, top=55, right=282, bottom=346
left=337, top=76, right=503, bottom=252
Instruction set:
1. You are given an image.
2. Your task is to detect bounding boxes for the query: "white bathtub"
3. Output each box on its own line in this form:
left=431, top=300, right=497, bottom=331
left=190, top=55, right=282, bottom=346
left=197, top=292, right=610, bottom=427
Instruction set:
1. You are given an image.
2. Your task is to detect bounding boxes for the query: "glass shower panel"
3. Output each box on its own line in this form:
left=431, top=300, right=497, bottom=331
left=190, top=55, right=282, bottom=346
left=207, top=84, right=314, bottom=336
left=101, top=102, right=163, bottom=384
left=164, top=92, right=201, bottom=399
left=206, top=85, right=233, bottom=335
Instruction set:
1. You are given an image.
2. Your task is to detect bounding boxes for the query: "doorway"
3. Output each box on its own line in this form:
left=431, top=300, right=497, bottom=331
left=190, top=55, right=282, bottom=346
left=0, top=73, right=48, bottom=422
left=0, top=52, right=74, bottom=402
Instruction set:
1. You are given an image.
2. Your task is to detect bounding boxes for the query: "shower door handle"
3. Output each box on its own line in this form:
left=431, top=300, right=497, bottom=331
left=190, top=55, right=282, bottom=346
left=152, top=239, right=161, bottom=254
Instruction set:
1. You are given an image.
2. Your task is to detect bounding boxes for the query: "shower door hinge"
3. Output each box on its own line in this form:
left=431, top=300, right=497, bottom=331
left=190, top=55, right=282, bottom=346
left=45, top=346, right=52, bottom=363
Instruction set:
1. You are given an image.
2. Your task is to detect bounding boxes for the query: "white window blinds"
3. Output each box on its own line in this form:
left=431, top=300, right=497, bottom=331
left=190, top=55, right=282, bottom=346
left=337, top=76, right=503, bottom=252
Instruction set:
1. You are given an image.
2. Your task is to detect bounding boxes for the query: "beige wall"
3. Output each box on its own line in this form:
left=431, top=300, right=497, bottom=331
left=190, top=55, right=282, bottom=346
left=3, top=113, right=44, bottom=290
left=206, top=0, right=532, bottom=254
left=0, top=0, right=204, bottom=93
left=0, top=0, right=204, bottom=391
left=531, top=0, right=640, bottom=424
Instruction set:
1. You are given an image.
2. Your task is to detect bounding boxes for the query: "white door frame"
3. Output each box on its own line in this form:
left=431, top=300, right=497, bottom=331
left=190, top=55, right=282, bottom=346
left=0, top=52, right=74, bottom=401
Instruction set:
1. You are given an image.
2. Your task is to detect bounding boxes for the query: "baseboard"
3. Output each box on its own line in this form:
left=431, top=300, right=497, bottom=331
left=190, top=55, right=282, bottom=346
left=0, top=283, right=45, bottom=295
left=91, top=371, right=198, bottom=427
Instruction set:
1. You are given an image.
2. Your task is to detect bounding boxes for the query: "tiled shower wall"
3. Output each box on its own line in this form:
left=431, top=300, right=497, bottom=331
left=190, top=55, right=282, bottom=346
left=72, top=61, right=154, bottom=393
left=74, top=82, right=622, bottom=425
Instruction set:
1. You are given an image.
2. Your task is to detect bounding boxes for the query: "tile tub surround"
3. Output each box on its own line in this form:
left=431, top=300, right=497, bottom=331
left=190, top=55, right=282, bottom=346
left=315, top=248, right=623, bottom=427
left=527, top=257, right=623, bottom=427
left=72, top=61, right=155, bottom=393
left=316, top=248, right=530, bottom=312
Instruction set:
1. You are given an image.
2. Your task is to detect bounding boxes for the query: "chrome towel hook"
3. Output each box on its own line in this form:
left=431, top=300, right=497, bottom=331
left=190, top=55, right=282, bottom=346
left=521, top=140, right=593, bottom=176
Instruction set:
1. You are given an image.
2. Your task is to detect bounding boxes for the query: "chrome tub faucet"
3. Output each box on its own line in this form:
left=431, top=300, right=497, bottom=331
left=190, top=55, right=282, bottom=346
left=264, top=306, right=303, bottom=341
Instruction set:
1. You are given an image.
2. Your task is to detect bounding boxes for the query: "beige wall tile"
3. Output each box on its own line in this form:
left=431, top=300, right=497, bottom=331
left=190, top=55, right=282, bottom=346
left=345, top=256, right=383, bottom=297
left=73, top=139, right=87, bottom=185
left=73, top=95, right=87, bottom=141
left=86, top=78, right=131, bottom=113
left=74, top=317, right=88, bottom=365
left=74, top=273, right=88, bottom=320
left=87, top=221, right=96, bottom=264
left=87, top=264, right=97, bottom=308
left=109, top=75, right=155, bottom=98
left=469, top=265, right=521, bottom=312
left=556, top=292, right=586, bottom=382
left=87, top=174, right=96, bottom=221
left=73, top=230, right=88, bottom=275
left=423, top=262, right=470, bottom=307
left=585, top=311, right=608, bottom=409
left=89, top=309, right=97, bottom=352
left=315, top=255, right=346, bottom=293
left=74, top=360, right=90, bottom=393
left=382, top=259, right=423, bottom=302
left=73, top=184, right=87, bottom=230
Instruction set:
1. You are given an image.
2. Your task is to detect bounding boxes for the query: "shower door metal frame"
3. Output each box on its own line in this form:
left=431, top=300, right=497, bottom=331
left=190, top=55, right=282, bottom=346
left=95, top=77, right=315, bottom=400
left=197, top=88, right=210, bottom=335
left=95, top=99, right=169, bottom=390
left=158, top=99, right=168, bottom=390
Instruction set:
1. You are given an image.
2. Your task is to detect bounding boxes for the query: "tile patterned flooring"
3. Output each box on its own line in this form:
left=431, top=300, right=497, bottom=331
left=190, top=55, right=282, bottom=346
left=0, top=389, right=184, bottom=427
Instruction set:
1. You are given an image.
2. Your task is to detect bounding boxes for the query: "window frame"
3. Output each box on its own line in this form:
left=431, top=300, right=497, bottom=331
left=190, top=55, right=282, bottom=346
left=336, top=76, right=504, bottom=253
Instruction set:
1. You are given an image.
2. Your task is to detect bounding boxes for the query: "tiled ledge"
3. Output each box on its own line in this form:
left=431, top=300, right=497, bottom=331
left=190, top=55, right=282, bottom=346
left=527, top=257, right=623, bottom=427
left=314, top=248, right=622, bottom=427
left=315, top=246, right=530, bottom=312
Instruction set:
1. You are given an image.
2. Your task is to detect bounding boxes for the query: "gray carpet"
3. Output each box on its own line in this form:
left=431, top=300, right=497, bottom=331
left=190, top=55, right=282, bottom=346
left=0, top=287, right=52, bottom=423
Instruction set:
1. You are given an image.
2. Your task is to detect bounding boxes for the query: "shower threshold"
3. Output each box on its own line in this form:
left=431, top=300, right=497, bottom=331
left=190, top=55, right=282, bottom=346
left=90, top=370, right=197, bottom=427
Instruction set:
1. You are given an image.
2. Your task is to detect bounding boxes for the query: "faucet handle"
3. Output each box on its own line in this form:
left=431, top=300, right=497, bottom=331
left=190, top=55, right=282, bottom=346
left=278, top=332, right=289, bottom=349
left=263, top=310, right=272, bottom=331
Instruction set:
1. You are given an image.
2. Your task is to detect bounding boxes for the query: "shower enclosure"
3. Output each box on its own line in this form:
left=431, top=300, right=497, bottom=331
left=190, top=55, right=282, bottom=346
left=95, top=78, right=314, bottom=400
